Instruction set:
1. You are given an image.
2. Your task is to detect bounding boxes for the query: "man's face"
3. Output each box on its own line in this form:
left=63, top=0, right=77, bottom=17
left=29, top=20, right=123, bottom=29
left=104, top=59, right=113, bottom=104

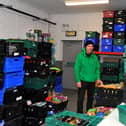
left=86, top=44, right=94, bottom=54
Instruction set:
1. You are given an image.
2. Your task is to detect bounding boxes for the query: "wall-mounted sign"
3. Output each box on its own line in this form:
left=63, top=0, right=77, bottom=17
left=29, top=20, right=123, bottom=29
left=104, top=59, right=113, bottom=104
left=65, top=31, right=77, bottom=37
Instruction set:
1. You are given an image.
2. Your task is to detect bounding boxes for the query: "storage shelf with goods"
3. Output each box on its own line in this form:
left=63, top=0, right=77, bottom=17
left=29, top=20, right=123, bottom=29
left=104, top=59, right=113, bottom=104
left=102, top=10, right=126, bottom=53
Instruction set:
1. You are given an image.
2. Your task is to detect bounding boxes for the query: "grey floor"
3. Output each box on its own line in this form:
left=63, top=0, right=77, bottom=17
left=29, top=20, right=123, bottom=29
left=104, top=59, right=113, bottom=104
left=63, top=88, right=87, bottom=113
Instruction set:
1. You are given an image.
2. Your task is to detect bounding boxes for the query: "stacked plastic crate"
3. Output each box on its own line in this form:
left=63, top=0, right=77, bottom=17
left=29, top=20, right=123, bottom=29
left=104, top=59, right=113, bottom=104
left=0, top=39, right=25, bottom=125
left=101, top=61, right=124, bottom=83
left=102, top=10, right=126, bottom=52
left=24, top=41, right=52, bottom=90
left=22, top=41, right=51, bottom=126
left=7, top=39, right=39, bottom=58
left=85, top=31, right=100, bottom=51
left=101, top=11, right=114, bottom=52
left=113, top=10, right=126, bottom=52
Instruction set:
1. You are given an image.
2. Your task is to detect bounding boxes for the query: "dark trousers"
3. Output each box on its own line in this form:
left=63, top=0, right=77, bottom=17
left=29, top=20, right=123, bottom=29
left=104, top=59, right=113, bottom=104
left=77, top=81, right=95, bottom=113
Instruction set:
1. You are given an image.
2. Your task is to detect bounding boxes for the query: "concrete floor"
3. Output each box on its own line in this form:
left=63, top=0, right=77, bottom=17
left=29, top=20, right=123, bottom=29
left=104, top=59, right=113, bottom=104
left=63, top=88, right=87, bottom=113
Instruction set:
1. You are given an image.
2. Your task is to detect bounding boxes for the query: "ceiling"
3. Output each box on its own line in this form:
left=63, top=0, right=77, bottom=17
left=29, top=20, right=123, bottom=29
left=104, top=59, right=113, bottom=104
left=21, top=0, right=126, bottom=14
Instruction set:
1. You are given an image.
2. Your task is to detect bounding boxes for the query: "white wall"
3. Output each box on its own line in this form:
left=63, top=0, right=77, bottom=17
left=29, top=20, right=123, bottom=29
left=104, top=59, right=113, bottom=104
left=49, top=12, right=103, bottom=60
left=0, top=0, right=49, bottom=39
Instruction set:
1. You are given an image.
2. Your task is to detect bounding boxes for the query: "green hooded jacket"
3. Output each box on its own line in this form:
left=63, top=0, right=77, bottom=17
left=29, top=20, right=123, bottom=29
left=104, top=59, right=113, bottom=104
left=74, top=48, right=100, bottom=83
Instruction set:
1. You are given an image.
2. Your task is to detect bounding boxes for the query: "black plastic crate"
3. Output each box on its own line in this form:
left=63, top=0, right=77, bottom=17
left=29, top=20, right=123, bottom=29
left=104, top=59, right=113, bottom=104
left=24, top=58, right=39, bottom=77
left=23, top=117, right=45, bottom=126
left=4, top=86, right=24, bottom=105
left=115, top=10, right=126, bottom=17
left=24, top=58, right=49, bottom=78
left=0, top=40, right=25, bottom=57
left=4, top=115, right=24, bottom=126
left=95, top=96, right=122, bottom=107
left=34, top=88, right=48, bottom=102
left=47, top=100, right=68, bottom=113
left=95, top=87, right=123, bottom=107
left=103, top=24, right=113, bottom=32
left=96, top=87, right=123, bottom=98
left=0, top=105, right=4, bottom=119
left=123, top=86, right=126, bottom=102
left=0, top=58, right=4, bottom=74
left=24, top=87, right=48, bottom=103
left=114, top=32, right=125, bottom=39
left=2, top=101, right=25, bottom=121
left=37, top=42, right=52, bottom=62
left=114, top=17, right=126, bottom=24
left=5, top=42, right=25, bottom=57
left=0, top=40, right=6, bottom=57
left=24, top=102, right=47, bottom=118
left=102, top=67, right=119, bottom=75
left=101, top=62, right=120, bottom=75
left=0, top=72, right=4, bottom=89
left=103, top=18, right=114, bottom=25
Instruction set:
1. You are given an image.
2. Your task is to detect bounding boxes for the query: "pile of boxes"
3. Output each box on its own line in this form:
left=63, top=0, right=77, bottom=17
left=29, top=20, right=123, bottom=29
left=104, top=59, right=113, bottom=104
left=101, top=10, right=126, bottom=52
left=85, top=31, right=100, bottom=51
left=0, top=40, right=25, bottom=125
left=0, top=39, right=67, bottom=126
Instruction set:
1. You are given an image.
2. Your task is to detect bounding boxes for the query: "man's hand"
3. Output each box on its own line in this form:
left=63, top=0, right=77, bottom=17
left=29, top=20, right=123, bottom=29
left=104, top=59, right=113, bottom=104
left=95, top=80, right=103, bottom=87
left=76, top=82, right=81, bottom=88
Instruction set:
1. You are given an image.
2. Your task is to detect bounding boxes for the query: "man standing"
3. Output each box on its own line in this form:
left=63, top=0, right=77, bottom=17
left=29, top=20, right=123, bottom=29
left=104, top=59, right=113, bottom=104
left=74, top=41, right=103, bottom=113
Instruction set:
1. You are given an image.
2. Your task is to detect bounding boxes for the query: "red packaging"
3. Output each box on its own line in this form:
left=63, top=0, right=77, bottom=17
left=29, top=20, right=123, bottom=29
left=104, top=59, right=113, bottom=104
left=102, top=32, right=113, bottom=38
left=103, top=11, right=115, bottom=18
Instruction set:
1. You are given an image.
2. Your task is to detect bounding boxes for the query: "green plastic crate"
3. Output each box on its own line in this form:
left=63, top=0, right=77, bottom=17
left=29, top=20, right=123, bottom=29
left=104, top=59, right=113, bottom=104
left=117, top=105, right=126, bottom=125
left=24, top=40, right=39, bottom=48
left=24, top=77, right=49, bottom=89
left=103, top=18, right=114, bottom=25
left=123, top=59, right=126, bottom=73
left=101, top=75, right=118, bottom=82
left=113, top=39, right=125, bottom=45
left=85, top=32, right=99, bottom=38
left=46, top=111, right=102, bottom=126
left=26, top=48, right=38, bottom=57
left=102, top=62, right=119, bottom=68
left=7, top=39, right=25, bottom=43
left=24, top=40, right=39, bottom=57
left=7, top=39, right=39, bottom=57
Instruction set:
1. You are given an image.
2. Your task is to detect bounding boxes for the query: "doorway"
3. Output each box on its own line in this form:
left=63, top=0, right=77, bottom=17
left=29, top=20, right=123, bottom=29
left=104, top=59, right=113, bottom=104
left=62, top=40, right=83, bottom=89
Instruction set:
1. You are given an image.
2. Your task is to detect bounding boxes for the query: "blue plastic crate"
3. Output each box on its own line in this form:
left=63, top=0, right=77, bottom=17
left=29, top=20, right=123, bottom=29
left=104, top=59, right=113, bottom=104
left=55, top=76, right=62, bottom=86
left=3, top=71, right=24, bottom=89
left=114, top=24, right=126, bottom=32
left=85, top=38, right=99, bottom=45
left=101, top=38, right=113, bottom=46
left=0, top=120, right=4, bottom=126
left=113, top=45, right=124, bottom=52
left=55, top=84, right=63, bottom=93
left=0, top=89, right=5, bottom=105
left=3, top=56, right=25, bottom=73
left=101, top=45, right=112, bottom=52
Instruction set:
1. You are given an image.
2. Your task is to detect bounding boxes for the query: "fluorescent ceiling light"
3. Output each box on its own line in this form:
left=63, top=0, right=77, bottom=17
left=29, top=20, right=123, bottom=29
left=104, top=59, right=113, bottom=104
left=65, top=0, right=109, bottom=6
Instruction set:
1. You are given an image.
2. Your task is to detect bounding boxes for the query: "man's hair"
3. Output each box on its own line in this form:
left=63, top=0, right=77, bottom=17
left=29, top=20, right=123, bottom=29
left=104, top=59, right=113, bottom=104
left=84, top=41, right=94, bottom=47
